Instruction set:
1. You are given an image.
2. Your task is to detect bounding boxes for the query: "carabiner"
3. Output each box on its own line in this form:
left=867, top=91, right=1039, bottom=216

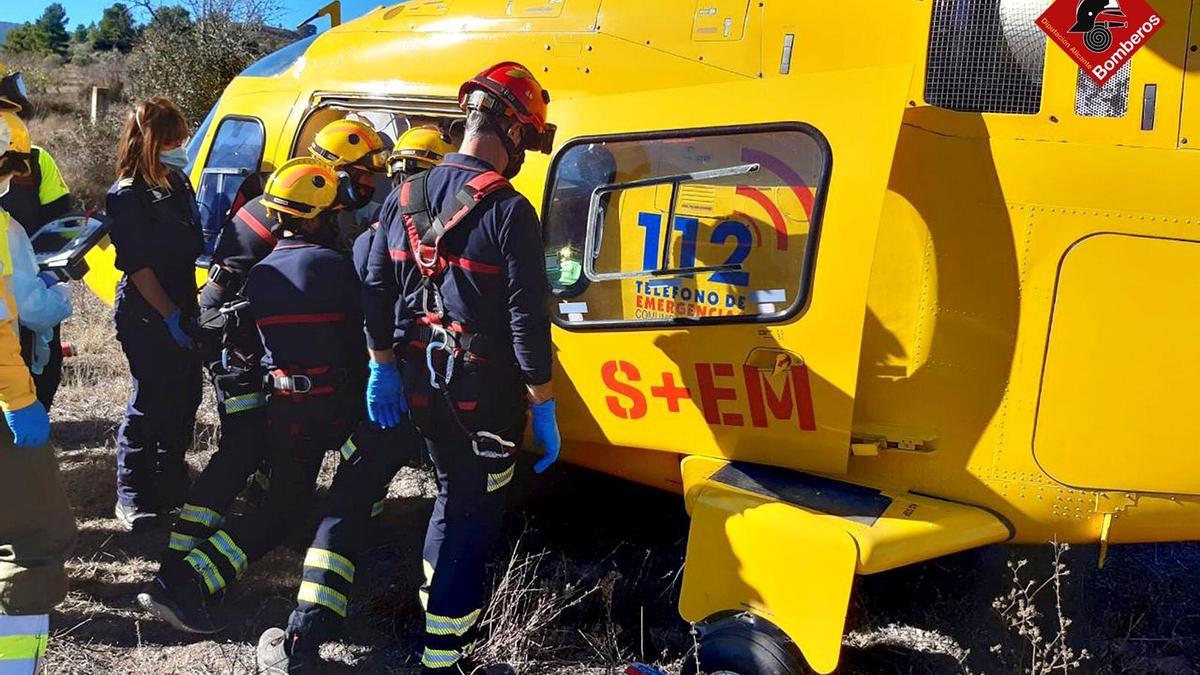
left=425, top=337, right=456, bottom=389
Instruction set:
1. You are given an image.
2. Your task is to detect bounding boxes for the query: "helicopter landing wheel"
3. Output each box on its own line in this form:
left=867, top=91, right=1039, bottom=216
left=1085, top=26, right=1112, bottom=53
left=682, top=614, right=812, bottom=675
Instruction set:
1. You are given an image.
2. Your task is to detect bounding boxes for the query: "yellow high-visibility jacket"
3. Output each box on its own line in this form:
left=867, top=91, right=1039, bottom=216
left=0, top=208, right=37, bottom=412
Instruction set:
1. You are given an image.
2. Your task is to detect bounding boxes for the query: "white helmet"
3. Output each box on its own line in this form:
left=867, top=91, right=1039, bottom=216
left=0, top=112, right=11, bottom=153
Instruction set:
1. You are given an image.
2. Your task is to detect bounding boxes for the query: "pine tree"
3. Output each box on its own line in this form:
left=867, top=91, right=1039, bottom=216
left=93, top=3, right=138, bottom=53
left=34, top=3, right=71, bottom=55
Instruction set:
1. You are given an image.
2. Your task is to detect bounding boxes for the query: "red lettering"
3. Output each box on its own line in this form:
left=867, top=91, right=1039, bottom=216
left=601, top=360, right=647, bottom=419
left=650, top=372, right=692, bottom=413
left=695, top=363, right=743, bottom=426
left=743, top=364, right=817, bottom=431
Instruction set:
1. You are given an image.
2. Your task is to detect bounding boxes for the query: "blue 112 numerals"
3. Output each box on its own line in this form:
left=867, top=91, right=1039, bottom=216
left=636, top=211, right=751, bottom=287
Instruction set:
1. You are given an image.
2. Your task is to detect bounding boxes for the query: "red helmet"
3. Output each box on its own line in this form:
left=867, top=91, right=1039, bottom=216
left=459, top=62, right=556, bottom=152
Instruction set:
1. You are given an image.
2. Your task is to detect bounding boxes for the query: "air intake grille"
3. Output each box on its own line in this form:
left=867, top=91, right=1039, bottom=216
left=925, top=0, right=1051, bottom=115
left=1075, top=61, right=1132, bottom=118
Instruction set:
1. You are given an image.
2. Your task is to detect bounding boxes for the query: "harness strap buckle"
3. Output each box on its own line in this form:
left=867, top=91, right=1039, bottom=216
left=271, top=373, right=313, bottom=394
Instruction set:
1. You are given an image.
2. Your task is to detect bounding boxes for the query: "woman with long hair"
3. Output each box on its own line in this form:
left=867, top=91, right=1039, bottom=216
left=107, top=97, right=204, bottom=531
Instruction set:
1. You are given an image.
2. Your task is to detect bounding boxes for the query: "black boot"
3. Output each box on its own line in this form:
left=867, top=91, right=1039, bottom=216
left=137, top=566, right=227, bottom=634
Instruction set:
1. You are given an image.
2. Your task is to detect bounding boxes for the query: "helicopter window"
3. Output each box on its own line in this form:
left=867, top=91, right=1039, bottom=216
left=290, top=105, right=464, bottom=252
left=543, top=123, right=829, bottom=329
left=924, top=0, right=1048, bottom=115
left=195, top=116, right=265, bottom=254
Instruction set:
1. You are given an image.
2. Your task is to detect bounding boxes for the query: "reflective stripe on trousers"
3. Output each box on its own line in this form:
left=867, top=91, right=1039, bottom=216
left=0, top=614, right=48, bottom=675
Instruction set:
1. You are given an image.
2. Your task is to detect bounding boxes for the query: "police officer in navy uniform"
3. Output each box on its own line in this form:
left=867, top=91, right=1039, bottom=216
left=139, top=158, right=366, bottom=634
left=0, top=64, right=73, bottom=411
left=107, top=97, right=204, bottom=531
left=264, top=62, right=563, bottom=675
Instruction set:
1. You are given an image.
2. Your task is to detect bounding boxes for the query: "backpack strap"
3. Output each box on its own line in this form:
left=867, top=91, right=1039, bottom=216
left=398, top=170, right=511, bottom=278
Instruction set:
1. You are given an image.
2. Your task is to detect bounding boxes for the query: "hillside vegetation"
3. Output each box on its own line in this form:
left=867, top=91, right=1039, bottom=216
left=4, top=1, right=296, bottom=212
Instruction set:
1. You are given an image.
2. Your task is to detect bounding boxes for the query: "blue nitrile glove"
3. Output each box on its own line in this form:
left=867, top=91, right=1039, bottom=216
left=37, top=271, right=59, bottom=288
left=530, top=398, right=561, bottom=474
left=366, top=360, right=407, bottom=428
left=6, top=401, right=50, bottom=448
left=164, top=309, right=195, bottom=350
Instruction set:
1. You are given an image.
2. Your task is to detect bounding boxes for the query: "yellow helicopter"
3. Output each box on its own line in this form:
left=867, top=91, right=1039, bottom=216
left=75, top=0, right=1200, bottom=671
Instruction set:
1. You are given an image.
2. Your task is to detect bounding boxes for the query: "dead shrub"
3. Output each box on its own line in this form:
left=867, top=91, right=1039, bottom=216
left=991, top=540, right=1091, bottom=674
left=474, top=532, right=601, bottom=668
left=27, top=111, right=124, bottom=211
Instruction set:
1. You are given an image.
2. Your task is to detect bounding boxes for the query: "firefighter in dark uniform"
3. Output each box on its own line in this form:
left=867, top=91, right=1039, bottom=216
left=138, top=158, right=366, bottom=634
left=153, top=119, right=388, bottom=564
left=255, top=126, right=457, bottom=674
left=0, top=64, right=72, bottom=410
left=263, top=62, right=563, bottom=675
left=107, top=98, right=205, bottom=530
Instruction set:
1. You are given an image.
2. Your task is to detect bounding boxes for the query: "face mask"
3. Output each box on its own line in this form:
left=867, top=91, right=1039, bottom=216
left=160, top=146, right=190, bottom=170
left=502, top=150, right=526, bottom=180
left=0, top=175, right=10, bottom=199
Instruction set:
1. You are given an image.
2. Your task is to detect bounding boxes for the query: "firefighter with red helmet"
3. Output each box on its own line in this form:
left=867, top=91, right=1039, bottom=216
left=256, top=62, right=562, bottom=675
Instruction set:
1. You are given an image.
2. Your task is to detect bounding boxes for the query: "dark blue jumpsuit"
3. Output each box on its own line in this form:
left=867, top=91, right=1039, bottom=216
left=107, top=171, right=204, bottom=513
left=289, top=154, right=552, bottom=672
left=173, top=235, right=365, bottom=598
left=163, top=200, right=278, bottom=559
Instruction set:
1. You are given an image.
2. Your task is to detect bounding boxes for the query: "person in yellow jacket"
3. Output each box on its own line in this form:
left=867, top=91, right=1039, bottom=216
left=0, top=64, right=73, bottom=412
left=0, top=111, right=76, bottom=675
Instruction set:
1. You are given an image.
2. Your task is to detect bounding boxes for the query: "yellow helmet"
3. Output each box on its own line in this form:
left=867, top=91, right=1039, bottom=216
left=386, top=126, right=456, bottom=178
left=309, top=119, right=386, bottom=171
left=0, top=111, right=32, bottom=177
left=260, top=158, right=339, bottom=220
left=0, top=64, right=30, bottom=112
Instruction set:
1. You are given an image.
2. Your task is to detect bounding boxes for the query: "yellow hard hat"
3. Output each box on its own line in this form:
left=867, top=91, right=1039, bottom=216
left=309, top=118, right=386, bottom=171
left=0, top=111, right=32, bottom=177
left=260, top=158, right=339, bottom=219
left=387, top=126, right=456, bottom=178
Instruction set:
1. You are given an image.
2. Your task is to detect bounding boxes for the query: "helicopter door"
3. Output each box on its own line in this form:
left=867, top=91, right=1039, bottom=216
left=193, top=116, right=266, bottom=259
left=538, top=66, right=912, bottom=477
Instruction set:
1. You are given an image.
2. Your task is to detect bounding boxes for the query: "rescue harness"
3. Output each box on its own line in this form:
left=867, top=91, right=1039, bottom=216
left=398, top=169, right=517, bottom=459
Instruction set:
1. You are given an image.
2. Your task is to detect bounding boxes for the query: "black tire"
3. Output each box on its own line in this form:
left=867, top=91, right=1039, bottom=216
left=682, top=614, right=811, bottom=675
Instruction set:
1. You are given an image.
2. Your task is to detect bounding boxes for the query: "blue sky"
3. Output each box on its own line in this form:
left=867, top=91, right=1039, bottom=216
left=3, top=1, right=387, bottom=31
